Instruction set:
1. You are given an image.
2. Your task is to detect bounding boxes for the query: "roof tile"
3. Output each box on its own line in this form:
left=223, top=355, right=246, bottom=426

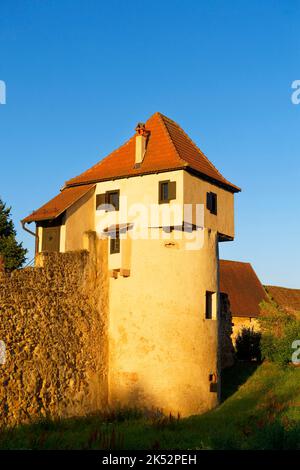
left=66, top=112, right=240, bottom=192
left=22, top=184, right=95, bottom=223
left=220, top=260, right=267, bottom=317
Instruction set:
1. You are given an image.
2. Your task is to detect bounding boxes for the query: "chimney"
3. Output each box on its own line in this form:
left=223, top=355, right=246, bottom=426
left=135, top=123, right=150, bottom=166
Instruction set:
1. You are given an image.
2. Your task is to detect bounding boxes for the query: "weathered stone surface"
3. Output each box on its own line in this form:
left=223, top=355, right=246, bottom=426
left=0, top=240, right=108, bottom=427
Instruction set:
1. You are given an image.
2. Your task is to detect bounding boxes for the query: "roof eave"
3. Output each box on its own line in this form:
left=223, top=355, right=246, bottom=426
left=65, top=165, right=241, bottom=193
left=65, top=166, right=188, bottom=188
left=21, top=184, right=96, bottom=224
left=184, top=167, right=241, bottom=193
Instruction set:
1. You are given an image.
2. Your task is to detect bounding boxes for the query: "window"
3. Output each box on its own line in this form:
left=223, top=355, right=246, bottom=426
left=205, top=291, right=213, bottom=319
left=158, top=180, right=176, bottom=204
left=110, top=234, right=120, bottom=254
left=107, top=190, right=120, bottom=210
left=42, top=226, right=61, bottom=253
left=206, top=192, right=217, bottom=215
left=96, top=193, right=106, bottom=209
left=161, top=182, right=169, bottom=202
left=96, top=190, right=120, bottom=211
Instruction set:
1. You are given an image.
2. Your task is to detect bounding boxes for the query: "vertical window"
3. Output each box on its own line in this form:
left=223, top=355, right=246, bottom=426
left=161, top=182, right=169, bottom=202
left=107, top=190, right=120, bottom=210
left=158, top=181, right=176, bottom=204
left=96, top=193, right=106, bottom=209
left=206, top=192, right=217, bottom=215
left=110, top=234, right=120, bottom=254
left=205, top=291, right=213, bottom=319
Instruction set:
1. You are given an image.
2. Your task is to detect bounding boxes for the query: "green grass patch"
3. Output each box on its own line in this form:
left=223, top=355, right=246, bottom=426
left=1, top=362, right=300, bottom=450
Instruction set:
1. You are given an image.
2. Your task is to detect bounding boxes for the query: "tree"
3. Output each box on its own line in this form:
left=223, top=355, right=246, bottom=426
left=0, top=198, right=27, bottom=271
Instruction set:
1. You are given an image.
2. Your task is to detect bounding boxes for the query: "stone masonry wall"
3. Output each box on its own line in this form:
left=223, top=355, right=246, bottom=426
left=0, top=235, right=109, bottom=427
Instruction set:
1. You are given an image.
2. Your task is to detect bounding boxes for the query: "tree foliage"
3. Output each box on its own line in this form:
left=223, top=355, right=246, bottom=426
left=235, top=327, right=262, bottom=362
left=0, top=198, right=27, bottom=271
left=259, top=300, right=300, bottom=366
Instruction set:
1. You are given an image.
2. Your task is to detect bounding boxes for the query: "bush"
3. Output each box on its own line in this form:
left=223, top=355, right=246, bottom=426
left=259, top=300, right=300, bottom=366
left=235, top=327, right=262, bottom=362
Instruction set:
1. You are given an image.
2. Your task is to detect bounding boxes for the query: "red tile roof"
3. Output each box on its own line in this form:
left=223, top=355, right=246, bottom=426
left=220, top=260, right=267, bottom=317
left=265, top=286, right=300, bottom=314
left=66, top=112, right=240, bottom=192
left=22, top=184, right=95, bottom=223
left=22, top=112, right=240, bottom=223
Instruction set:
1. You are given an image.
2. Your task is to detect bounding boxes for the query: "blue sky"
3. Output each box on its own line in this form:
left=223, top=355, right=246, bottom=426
left=0, top=0, right=299, bottom=287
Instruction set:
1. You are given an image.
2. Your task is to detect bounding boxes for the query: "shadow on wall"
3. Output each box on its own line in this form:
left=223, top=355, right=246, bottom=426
left=109, top=370, right=219, bottom=418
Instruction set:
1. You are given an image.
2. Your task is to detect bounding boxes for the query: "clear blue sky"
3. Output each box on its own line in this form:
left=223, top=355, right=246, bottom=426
left=0, top=0, right=299, bottom=287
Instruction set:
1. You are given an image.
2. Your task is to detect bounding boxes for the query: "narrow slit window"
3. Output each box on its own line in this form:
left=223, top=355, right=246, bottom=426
left=205, top=291, right=213, bottom=319
left=110, top=234, right=120, bottom=254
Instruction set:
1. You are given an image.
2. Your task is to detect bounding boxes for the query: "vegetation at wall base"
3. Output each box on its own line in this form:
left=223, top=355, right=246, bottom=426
left=0, top=362, right=300, bottom=450
left=235, top=327, right=262, bottom=362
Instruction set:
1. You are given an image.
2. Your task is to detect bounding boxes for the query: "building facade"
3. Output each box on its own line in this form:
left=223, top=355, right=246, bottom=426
left=22, top=112, right=240, bottom=416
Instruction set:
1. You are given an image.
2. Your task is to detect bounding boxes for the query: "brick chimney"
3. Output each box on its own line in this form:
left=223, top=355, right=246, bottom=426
left=135, top=123, right=150, bottom=166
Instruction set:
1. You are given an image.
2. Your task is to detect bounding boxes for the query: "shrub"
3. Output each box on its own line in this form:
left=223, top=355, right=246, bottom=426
left=235, top=327, right=262, bottom=362
left=259, top=300, right=300, bottom=366
left=0, top=198, right=27, bottom=270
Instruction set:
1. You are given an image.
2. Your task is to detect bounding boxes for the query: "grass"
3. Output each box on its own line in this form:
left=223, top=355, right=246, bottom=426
left=1, top=361, right=300, bottom=450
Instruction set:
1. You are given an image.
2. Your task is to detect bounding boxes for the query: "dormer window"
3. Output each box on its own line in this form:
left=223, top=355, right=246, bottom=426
left=158, top=180, right=176, bottom=204
left=207, top=192, right=217, bottom=215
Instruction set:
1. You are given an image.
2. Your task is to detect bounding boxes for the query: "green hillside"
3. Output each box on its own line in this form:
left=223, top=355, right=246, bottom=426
left=1, top=362, right=300, bottom=450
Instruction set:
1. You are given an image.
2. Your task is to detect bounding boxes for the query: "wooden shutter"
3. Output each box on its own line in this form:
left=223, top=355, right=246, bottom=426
left=206, top=192, right=212, bottom=211
left=212, top=193, right=217, bottom=215
left=112, top=191, right=120, bottom=211
left=42, top=227, right=61, bottom=252
left=207, top=192, right=217, bottom=214
left=168, top=181, right=176, bottom=200
left=96, top=193, right=106, bottom=209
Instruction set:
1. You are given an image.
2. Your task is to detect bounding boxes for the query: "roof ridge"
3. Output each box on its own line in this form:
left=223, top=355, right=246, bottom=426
left=152, top=113, right=188, bottom=167
left=163, top=114, right=231, bottom=183
left=220, top=259, right=252, bottom=266
left=266, top=285, right=300, bottom=292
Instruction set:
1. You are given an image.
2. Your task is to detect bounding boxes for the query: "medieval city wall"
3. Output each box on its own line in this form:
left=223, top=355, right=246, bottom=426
left=0, top=229, right=235, bottom=426
left=0, top=235, right=109, bottom=427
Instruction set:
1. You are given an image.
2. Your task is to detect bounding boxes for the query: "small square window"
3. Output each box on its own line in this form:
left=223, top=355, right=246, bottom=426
left=158, top=181, right=176, bottom=204
left=110, top=235, right=120, bottom=254
left=205, top=291, right=213, bottom=319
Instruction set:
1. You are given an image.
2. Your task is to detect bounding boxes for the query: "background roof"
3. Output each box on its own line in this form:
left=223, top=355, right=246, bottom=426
left=220, top=259, right=267, bottom=317
left=265, top=285, right=300, bottom=314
